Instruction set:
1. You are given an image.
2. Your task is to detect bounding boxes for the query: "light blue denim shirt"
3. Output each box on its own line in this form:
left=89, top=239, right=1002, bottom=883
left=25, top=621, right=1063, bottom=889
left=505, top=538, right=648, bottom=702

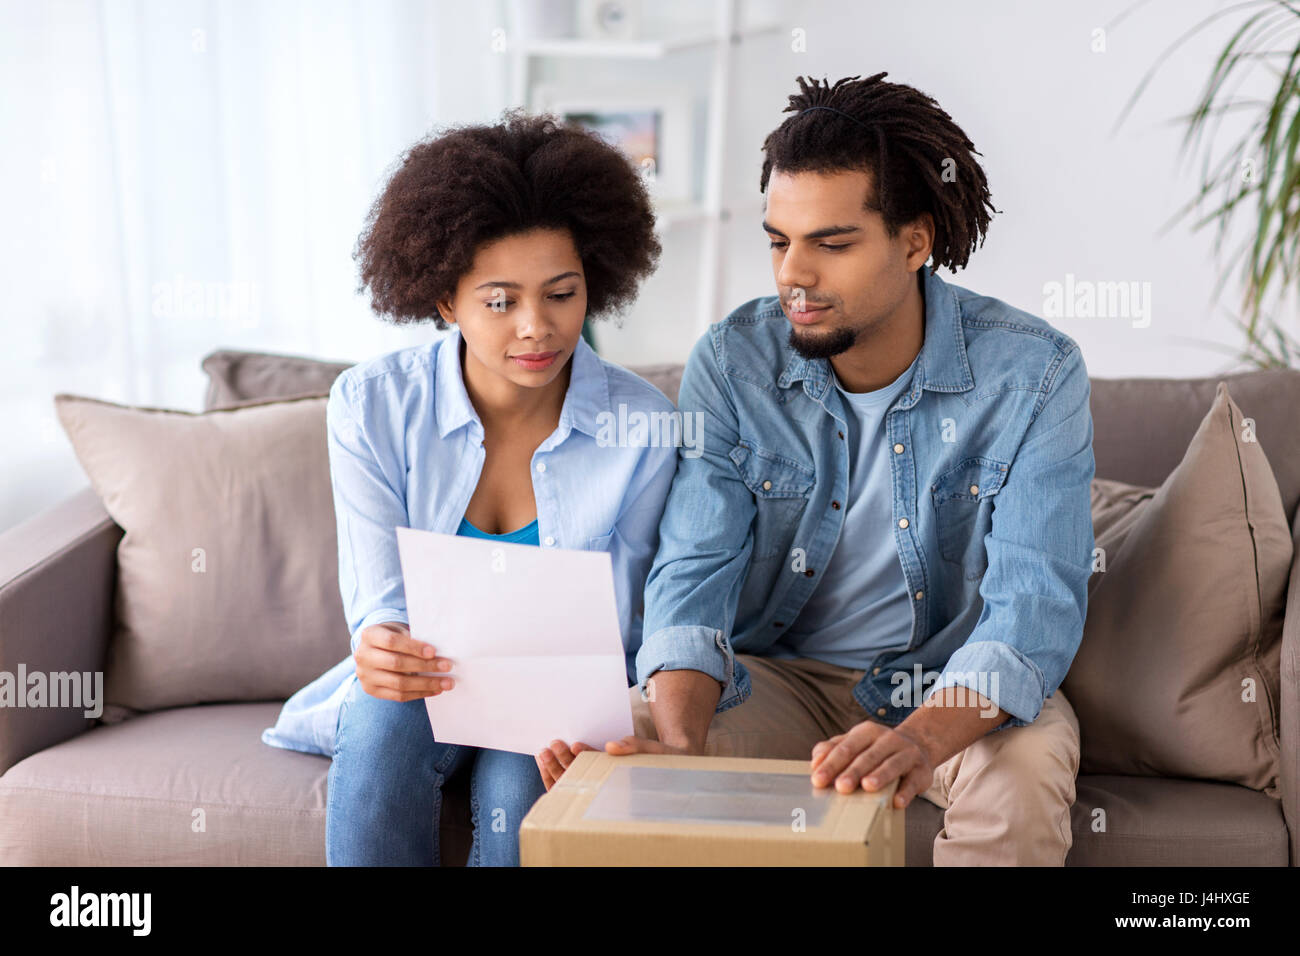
left=637, top=265, right=1096, bottom=731
left=262, top=326, right=680, bottom=756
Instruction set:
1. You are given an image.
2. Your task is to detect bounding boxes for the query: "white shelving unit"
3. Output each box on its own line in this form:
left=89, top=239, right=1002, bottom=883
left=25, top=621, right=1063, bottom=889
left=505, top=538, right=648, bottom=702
left=506, top=0, right=779, bottom=337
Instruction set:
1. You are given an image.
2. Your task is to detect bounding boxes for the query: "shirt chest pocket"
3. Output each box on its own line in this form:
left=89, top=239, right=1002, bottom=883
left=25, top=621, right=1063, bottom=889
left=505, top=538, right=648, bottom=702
left=930, top=457, right=1009, bottom=580
left=729, top=440, right=815, bottom=561
left=586, top=531, right=615, bottom=552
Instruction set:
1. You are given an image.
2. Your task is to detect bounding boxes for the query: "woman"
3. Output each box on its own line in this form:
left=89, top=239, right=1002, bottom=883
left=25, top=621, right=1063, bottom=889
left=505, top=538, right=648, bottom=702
left=262, top=110, right=678, bottom=866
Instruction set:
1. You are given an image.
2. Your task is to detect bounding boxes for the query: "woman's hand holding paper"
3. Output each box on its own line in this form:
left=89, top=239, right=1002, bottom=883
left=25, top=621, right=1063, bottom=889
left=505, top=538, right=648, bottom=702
left=353, top=621, right=457, bottom=702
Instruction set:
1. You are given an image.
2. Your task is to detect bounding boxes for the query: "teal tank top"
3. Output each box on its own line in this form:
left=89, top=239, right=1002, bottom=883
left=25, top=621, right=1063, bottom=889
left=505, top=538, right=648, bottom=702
left=455, top=515, right=540, bottom=546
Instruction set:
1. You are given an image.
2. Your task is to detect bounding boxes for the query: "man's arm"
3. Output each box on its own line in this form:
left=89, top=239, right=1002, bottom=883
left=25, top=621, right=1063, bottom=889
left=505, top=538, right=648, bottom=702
left=627, top=327, right=762, bottom=752
left=642, top=669, right=722, bottom=752
left=896, top=691, right=1009, bottom=768
left=810, top=344, right=1096, bottom=806
left=810, top=690, right=1009, bottom=807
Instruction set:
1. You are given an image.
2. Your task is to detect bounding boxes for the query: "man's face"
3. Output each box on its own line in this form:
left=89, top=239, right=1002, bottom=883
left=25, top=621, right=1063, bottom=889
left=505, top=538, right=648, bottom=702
left=763, top=167, right=928, bottom=360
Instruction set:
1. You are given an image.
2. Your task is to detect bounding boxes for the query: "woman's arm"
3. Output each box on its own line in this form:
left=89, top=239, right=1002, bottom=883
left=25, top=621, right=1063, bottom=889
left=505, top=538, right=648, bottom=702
left=327, top=376, right=453, bottom=698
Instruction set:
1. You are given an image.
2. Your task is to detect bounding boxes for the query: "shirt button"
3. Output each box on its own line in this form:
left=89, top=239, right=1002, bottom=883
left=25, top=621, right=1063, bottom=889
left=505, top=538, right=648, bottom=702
left=838, top=430, right=845, bottom=440
left=893, top=443, right=904, bottom=454
left=543, top=535, right=555, bottom=546
left=804, top=569, right=815, bottom=577
left=872, top=667, right=881, bottom=676
left=898, top=517, right=909, bottom=529
left=914, top=590, right=924, bottom=600
left=762, top=480, right=772, bottom=490
left=536, top=462, right=547, bottom=474
left=876, top=707, right=887, bottom=717
left=969, top=484, right=979, bottom=495
left=831, top=500, right=841, bottom=510
left=773, top=620, right=785, bottom=628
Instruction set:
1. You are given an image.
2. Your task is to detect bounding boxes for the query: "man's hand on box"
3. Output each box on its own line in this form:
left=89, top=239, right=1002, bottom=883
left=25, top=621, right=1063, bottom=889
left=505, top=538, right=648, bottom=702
left=603, top=736, right=695, bottom=757
left=809, top=720, right=935, bottom=809
left=535, top=735, right=699, bottom=791
left=536, top=740, right=600, bottom=791
left=354, top=621, right=456, bottom=701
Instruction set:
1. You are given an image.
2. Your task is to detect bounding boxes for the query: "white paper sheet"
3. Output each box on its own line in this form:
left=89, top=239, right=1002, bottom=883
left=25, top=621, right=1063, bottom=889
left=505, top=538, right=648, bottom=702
left=395, top=526, right=634, bottom=755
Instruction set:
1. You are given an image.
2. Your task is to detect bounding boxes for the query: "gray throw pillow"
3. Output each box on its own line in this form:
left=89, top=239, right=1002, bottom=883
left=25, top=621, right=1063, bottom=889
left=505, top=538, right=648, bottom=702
left=54, top=393, right=349, bottom=711
left=1064, top=383, right=1290, bottom=795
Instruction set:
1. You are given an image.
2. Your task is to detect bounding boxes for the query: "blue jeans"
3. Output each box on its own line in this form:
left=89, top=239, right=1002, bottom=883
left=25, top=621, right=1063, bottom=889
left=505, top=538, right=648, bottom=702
left=325, top=678, right=548, bottom=866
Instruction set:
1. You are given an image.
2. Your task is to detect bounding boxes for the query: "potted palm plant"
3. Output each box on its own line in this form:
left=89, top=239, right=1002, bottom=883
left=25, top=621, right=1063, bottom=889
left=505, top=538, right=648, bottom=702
left=1117, top=0, right=1300, bottom=368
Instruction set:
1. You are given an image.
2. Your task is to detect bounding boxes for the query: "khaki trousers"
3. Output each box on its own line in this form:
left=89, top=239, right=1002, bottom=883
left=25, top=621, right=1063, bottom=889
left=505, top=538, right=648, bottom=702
left=629, top=653, right=1081, bottom=866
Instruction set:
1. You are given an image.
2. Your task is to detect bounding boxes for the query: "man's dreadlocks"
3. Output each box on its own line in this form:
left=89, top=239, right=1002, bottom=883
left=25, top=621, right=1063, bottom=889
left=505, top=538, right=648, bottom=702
left=760, top=73, right=998, bottom=272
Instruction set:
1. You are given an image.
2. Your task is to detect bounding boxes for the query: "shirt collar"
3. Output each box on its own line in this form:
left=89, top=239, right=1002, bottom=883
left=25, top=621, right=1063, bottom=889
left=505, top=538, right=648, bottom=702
left=434, top=326, right=610, bottom=440
left=777, top=266, right=975, bottom=399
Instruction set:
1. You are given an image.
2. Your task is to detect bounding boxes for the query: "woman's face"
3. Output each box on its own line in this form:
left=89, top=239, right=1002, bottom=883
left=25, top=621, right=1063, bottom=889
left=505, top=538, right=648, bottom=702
left=436, top=227, right=588, bottom=393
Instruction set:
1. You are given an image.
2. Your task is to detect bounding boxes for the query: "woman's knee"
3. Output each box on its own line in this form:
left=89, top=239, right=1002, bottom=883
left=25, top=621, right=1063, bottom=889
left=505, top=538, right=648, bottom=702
left=334, top=688, right=443, bottom=779
left=341, top=687, right=425, bottom=742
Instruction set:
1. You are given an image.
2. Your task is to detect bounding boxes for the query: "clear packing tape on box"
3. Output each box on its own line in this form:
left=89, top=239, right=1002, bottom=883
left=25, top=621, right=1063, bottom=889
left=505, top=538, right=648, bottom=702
left=584, top=765, right=835, bottom=827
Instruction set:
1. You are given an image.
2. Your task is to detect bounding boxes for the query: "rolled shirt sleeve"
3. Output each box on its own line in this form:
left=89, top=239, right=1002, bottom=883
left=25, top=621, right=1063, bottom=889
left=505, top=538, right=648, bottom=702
left=325, top=377, right=411, bottom=655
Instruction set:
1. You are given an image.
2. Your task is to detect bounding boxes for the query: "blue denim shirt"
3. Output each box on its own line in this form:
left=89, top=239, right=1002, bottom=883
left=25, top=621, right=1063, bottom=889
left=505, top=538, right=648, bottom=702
left=262, top=326, right=679, bottom=756
left=636, top=265, right=1096, bottom=731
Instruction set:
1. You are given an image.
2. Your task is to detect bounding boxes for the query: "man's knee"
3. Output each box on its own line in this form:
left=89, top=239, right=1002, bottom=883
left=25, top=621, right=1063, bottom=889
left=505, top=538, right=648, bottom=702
left=954, top=706, right=1080, bottom=805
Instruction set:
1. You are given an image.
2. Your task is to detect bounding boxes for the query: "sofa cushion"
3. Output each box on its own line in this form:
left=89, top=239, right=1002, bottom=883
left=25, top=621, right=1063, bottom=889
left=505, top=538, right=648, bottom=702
left=622, top=362, right=682, bottom=406
left=202, top=349, right=351, bottom=410
left=1066, top=775, right=1288, bottom=866
left=0, top=703, right=328, bottom=864
left=898, top=774, right=1286, bottom=866
left=1064, top=383, right=1290, bottom=796
left=0, top=702, right=471, bottom=865
left=1089, top=369, right=1300, bottom=521
left=200, top=347, right=685, bottom=409
left=53, top=393, right=348, bottom=711
left=0, top=703, right=1282, bottom=866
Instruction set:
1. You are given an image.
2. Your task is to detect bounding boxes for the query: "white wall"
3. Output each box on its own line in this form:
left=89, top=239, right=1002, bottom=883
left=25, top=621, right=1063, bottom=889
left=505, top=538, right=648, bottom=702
left=0, top=0, right=507, bottom=533
left=593, top=0, right=1293, bottom=380
left=1, top=0, right=1292, bottom=533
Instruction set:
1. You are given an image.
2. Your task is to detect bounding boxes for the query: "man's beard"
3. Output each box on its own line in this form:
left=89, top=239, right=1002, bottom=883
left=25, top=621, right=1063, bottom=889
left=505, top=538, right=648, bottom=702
left=788, top=324, right=859, bottom=360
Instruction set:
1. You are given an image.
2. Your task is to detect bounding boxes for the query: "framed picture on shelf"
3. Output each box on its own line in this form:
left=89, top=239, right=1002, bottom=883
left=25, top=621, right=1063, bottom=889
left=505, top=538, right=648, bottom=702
left=530, top=84, right=694, bottom=206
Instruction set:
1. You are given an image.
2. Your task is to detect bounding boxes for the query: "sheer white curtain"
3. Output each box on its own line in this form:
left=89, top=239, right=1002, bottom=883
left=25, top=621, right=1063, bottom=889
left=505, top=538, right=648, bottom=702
left=0, top=0, right=509, bottom=532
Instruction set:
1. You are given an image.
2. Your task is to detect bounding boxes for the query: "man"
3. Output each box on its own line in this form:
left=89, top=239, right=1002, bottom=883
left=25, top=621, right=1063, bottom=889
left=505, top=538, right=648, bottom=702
left=542, top=73, right=1096, bottom=866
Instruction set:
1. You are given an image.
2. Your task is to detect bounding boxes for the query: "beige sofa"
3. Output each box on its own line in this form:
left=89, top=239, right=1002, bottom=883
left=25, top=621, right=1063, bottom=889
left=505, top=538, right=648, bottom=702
left=0, top=351, right=1296, bottom=866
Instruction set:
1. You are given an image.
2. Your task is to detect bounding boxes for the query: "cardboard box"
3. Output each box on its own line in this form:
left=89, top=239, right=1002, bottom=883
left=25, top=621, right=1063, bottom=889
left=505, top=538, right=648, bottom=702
left=520, top=751, right=904, bottom=866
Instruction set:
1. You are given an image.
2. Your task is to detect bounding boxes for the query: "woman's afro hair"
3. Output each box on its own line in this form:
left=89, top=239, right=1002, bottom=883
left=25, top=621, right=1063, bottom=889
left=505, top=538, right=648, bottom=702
left=354, top=108, right=662, bottom=329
